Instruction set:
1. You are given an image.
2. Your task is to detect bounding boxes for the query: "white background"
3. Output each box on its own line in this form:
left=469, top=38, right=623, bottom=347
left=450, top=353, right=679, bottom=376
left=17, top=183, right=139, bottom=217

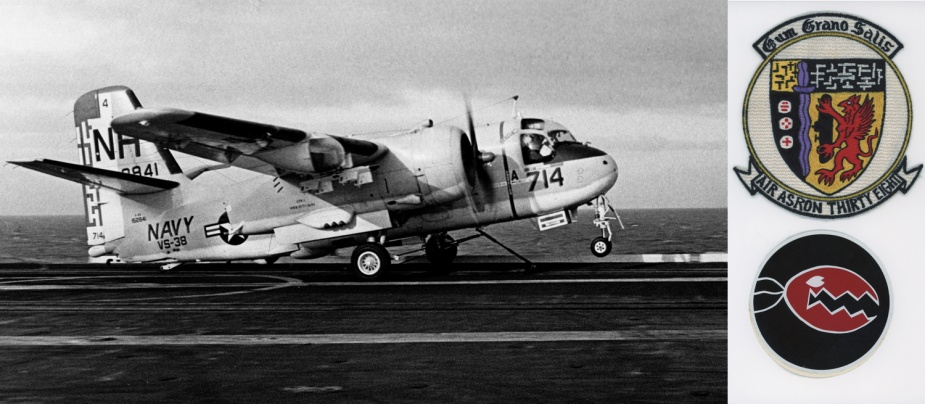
left=729, top=2, right=925, bottom=402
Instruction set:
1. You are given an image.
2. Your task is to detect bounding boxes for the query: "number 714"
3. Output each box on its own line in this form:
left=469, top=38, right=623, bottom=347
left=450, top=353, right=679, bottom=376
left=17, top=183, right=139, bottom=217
left=525, top=167, right=564, bottom=192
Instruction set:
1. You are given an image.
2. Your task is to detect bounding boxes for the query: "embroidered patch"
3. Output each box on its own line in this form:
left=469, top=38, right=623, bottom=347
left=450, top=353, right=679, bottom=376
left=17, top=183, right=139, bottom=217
left=751, top=231, right=891, bottom=377
left=735, top=13, right=921, bottom=218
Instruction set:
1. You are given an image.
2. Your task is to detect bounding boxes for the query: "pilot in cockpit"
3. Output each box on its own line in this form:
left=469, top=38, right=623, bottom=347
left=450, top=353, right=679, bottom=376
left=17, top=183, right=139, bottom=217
left=520, top=119, right=582, bottom=164
left=522, top=132, right=555, bottom=163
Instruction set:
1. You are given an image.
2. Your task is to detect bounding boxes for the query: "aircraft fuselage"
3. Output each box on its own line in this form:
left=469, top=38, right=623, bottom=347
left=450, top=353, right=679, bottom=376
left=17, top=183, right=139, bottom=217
left=113, top=118, right=617, bottom=263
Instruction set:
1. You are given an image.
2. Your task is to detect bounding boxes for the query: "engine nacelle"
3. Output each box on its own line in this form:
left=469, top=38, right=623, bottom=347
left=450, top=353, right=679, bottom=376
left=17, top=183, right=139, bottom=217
left=379, top=126, right=473, bottom=210
left=411, top=126, right=472, bottom=206
left=252, top=135, right=346, bottom=173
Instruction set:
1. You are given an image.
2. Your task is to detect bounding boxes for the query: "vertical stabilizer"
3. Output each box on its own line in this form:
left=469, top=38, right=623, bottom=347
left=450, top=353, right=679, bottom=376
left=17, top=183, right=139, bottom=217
left=75, top=86, right=181, bottom=246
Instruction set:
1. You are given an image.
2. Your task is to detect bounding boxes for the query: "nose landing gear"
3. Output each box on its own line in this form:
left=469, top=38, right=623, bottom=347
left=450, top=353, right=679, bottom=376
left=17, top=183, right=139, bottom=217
left=591, top=195, right=623, bottom=257
left=591, top=237, right=612, bottom=257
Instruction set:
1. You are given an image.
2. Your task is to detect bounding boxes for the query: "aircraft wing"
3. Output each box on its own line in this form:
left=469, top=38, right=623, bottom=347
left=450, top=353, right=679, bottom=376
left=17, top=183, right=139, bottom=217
left=9, top=159, right=179, bottom=194
left=110, top=108, right=387, bottom=175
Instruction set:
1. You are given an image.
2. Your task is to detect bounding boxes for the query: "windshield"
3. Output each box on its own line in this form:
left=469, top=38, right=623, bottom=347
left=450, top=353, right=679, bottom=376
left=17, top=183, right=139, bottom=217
left=548, top=129, right=577, bottom=144
left=521, top=131, right=556, bottom=164
left=519, top=119, right=579, bottom=163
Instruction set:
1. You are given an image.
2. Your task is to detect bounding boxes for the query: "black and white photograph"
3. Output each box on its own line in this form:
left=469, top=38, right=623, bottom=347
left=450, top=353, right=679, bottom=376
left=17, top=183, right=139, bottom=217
left=0, top=1, right=726, bottom=402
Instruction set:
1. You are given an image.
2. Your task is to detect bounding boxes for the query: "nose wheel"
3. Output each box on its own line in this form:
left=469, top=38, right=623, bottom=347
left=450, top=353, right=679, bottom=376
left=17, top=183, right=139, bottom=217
left=590, top=195, right=622, bottom=257
left=591, top=237, right=612, bottom=257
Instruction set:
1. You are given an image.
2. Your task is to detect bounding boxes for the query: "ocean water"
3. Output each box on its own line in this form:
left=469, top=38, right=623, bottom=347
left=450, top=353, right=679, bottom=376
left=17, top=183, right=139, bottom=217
left=0, top=208, right=726, bottom=263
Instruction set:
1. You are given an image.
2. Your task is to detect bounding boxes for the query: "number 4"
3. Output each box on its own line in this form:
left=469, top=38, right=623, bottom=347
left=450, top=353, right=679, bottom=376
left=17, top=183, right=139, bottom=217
left=550, top=167, right=564, bottom=187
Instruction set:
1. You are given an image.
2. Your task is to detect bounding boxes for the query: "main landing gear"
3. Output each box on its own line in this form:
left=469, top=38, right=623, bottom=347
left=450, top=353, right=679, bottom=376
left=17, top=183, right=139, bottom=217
left=347, top=233, right=459, bottom=279
left=426, top=229, right=535, bottom=272
left=425, top=233, right=458, bottom=264
left=424, top=229, right=536, bottom=272
left=350, top=242, right=392, bottom=281
left=346, top=228, right=537, bottom=281
left=422, top=233, right=459, bottom=274
left=591, top=195, right=623, bottom=258
left=347, top=234, right=457, bottom=280
left=160, top=262, right=182, bottom=271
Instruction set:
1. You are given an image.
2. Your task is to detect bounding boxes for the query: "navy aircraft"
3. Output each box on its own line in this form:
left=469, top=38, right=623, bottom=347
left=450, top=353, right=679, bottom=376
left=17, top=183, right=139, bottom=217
left=11, top=86, right=619, bottom=279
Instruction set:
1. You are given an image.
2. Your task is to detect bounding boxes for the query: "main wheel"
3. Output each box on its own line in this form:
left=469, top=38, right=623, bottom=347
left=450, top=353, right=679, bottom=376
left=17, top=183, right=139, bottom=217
left=350, top=243, right=391, bottom=281
left=591, top=237, right=612, bottom=257
left=425, top=233, right=458, bottom=264
left=253, top=257, right=279, bottom=265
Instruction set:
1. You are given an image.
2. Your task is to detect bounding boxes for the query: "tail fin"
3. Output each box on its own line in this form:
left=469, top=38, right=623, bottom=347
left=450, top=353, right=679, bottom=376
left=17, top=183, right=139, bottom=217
left=75, top=86, right=182, bottom=246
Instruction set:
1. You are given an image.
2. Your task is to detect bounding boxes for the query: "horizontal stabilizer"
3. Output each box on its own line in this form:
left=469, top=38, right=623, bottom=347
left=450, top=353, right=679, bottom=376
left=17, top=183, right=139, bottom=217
left=9, top=159, right=179, bottom=194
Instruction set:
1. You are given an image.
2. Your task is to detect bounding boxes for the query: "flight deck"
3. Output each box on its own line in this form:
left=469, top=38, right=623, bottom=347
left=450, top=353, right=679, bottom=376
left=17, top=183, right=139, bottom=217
left=0, top=259, right=726, bottom=402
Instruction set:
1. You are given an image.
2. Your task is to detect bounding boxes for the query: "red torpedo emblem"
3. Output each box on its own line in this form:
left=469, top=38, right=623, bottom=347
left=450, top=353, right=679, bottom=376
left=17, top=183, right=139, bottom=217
left=784, top=266, right=879, bottom=334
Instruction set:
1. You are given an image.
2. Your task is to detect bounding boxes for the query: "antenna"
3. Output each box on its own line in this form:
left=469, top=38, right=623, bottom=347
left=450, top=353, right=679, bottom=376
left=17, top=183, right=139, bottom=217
left=511, top=95, right=520, bottom=118
left=434, top=95, right=518, bottom=127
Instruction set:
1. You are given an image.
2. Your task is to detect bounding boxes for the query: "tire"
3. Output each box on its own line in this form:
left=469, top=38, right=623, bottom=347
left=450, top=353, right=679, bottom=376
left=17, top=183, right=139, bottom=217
left=254, top=257, right=278, bottom=265
left=425, top=234, right=458, bottom=265
left=591, top=237, right=612, bottom=257
left=350, top=243, right=391, bottom=281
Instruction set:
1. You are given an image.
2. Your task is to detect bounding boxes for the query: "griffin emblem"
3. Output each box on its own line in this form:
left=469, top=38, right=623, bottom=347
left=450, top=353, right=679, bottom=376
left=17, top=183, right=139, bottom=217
left=814, top=94, right=879, bottom=186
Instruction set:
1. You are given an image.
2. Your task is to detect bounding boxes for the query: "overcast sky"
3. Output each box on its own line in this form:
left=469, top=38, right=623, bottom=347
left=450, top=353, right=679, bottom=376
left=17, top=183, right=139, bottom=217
left=0, top=0, right=726, bottom=215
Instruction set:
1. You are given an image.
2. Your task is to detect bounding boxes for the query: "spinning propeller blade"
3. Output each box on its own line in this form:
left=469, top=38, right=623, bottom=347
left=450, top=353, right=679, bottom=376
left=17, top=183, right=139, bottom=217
left=463, top=96, right=495, bottom=212
left=465, top=97, right=478, bottom=162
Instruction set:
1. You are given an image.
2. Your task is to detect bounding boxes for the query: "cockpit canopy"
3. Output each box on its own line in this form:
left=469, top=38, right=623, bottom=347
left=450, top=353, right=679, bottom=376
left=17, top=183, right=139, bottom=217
left=520, top=118, right=578, bottom=164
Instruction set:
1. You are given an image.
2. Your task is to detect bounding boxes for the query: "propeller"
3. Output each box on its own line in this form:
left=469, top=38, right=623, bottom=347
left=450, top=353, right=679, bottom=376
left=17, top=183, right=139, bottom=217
left=465, top=97, right=495, bottom=165
left=463, top=96, right=495, bottom=212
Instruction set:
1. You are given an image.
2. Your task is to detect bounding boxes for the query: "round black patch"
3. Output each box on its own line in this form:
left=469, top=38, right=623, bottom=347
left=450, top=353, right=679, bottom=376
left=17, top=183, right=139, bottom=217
left=750, top=231, right=891, bottom=377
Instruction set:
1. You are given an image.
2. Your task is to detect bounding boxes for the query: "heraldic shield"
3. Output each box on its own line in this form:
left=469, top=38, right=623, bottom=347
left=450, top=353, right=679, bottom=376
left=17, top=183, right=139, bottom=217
left=770, top=59, right=884, bottom=195
left=737, top=13, right=919, bottom=218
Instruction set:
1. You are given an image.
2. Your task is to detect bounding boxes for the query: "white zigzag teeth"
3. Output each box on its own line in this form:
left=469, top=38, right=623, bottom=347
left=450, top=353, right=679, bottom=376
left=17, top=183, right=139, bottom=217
left=806, top=288, right=878, bottom=320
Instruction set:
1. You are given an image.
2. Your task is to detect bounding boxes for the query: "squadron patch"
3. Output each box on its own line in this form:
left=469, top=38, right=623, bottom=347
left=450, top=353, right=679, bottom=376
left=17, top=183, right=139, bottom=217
left=735, top=13, right=921, bottom=218
left=751, top=231, right=891, bottom=377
